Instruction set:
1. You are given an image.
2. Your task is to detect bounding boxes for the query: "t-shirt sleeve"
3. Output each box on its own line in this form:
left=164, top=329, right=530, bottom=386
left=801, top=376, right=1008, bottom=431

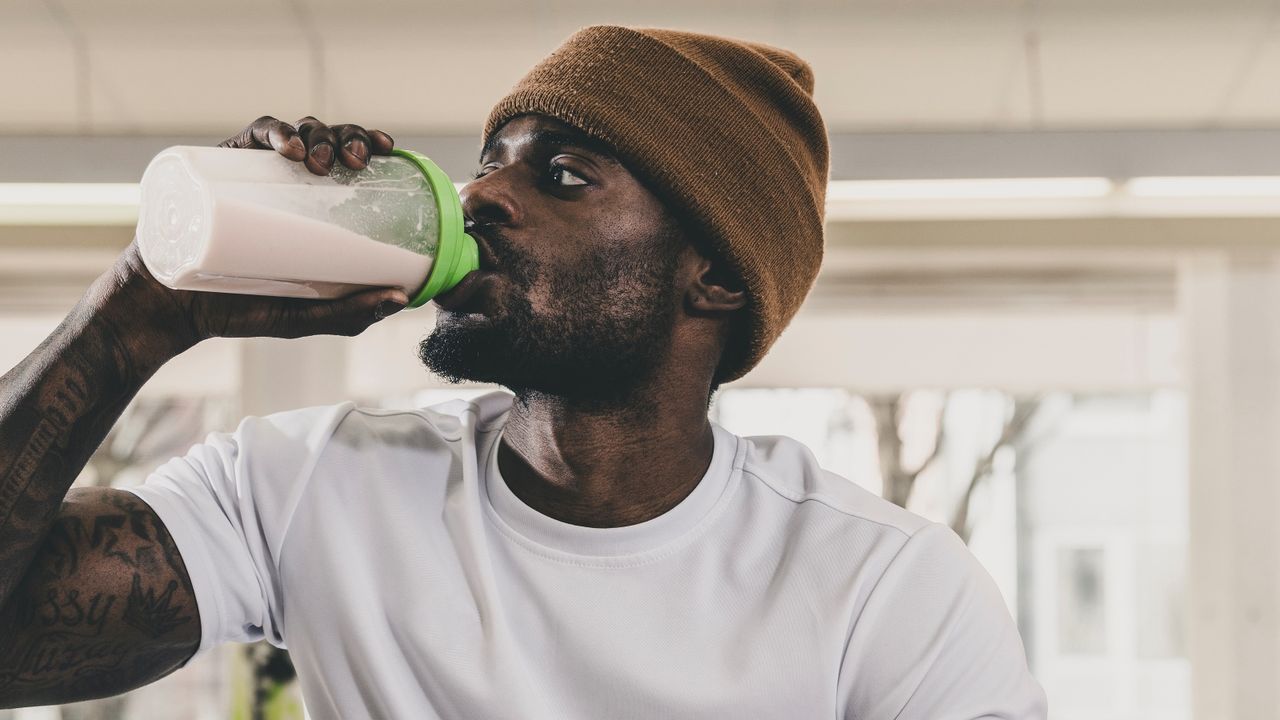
left=125, top=404, right=350, bottom=663
left=837, top=522, right=1048, bottom=720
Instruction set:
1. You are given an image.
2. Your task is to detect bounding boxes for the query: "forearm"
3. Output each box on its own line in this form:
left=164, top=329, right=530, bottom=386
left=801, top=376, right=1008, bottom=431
left=0, top=264, right=192, bottom=606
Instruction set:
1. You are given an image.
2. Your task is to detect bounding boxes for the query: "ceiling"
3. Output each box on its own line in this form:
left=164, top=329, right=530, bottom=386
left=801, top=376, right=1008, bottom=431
left=3, top=0, right=1277, bottom=322
left=3, top=0, right=1280, bottom=135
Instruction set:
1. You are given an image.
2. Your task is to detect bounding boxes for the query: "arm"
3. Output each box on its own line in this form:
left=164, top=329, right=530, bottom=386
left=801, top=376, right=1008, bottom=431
left=0, top=116, right=402, bottom=707
left=838, top=523, right=1048, bottom=719
left=0, top=258, right=200, bottom=706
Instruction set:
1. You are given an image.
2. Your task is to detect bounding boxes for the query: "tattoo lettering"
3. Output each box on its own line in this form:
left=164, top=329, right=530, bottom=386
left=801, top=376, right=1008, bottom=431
left=36, top=589, right=117, bottom=632
left=0, top=378, right=87, bottom=524
left=0, top=584, right=127, bottom=692
left=2, top=588, right=116, bottom=642
left=0, top=632, right=132, bottom=690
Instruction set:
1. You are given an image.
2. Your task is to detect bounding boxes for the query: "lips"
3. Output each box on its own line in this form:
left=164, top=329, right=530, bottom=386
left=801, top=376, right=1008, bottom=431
left=433, top=226, right=501, bottom=312
left=432, top=269, right=497, bottom=312
left=465, top=225, right=501, bottom=272
left=476, top=243, right=500, bottom=273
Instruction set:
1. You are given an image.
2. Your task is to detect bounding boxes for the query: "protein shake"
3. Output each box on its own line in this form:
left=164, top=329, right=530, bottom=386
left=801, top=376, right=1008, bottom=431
left=136, top=145, right=478, bottom=306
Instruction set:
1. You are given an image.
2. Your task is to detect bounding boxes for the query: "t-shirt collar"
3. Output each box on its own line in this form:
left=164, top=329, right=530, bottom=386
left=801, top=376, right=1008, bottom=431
left=481, top=421, right=739, bottom=561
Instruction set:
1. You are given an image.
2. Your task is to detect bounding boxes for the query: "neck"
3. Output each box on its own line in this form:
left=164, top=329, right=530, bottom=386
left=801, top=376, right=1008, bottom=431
left=497, top=380, right=716, bottom=528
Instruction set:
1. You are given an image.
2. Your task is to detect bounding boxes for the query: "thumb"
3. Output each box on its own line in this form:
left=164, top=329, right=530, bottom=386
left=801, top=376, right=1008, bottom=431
left=353, top=288, right=410, bottom=323
left=374, top=294, right=409, bottom=320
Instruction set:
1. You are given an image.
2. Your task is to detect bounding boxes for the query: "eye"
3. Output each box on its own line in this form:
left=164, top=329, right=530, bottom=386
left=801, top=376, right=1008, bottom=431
left=548, top=163, right=589, bottom=187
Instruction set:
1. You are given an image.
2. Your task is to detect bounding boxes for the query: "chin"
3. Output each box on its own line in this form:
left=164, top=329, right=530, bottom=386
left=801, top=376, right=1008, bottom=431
left=418, top=331, right=653, bottom=407
left=418, top=324, right=501, bottom=384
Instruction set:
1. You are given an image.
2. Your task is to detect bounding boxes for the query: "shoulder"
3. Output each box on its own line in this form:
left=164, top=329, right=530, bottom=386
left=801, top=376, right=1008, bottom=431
left=419, top=390, right=516, bottom=433
left=242, top=390, right=515, bottom=453
left=237, top=402, right=358, bottom=453
left=158, top=392, right=512, bottom=548
left=735, top=431, right=933, bottom=540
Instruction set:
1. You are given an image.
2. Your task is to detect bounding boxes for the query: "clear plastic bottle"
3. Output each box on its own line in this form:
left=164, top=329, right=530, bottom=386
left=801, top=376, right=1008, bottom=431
left=136, top=146, right=478, bottom=308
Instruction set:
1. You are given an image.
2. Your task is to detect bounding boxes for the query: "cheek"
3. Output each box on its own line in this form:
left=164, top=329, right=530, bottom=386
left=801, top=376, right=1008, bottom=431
left=490, top=247, right=558, bottom=317
left=504, top=200, right=677, bottom=317
left=512, top=254, right=594, bottom=319
left=525, top=280, right=559, bottom=316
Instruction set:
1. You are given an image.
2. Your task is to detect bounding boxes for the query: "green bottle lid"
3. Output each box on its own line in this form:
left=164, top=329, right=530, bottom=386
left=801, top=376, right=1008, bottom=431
left=391, top=148, right=479, bottom=308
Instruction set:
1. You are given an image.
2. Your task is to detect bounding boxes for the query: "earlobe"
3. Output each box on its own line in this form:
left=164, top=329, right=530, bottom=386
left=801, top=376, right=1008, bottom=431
left=689, top=289, right=746, bottom=313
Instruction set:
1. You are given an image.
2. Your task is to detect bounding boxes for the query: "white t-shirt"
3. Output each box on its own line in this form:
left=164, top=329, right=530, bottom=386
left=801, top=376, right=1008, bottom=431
left=128, top=391, right=1047, bottom=720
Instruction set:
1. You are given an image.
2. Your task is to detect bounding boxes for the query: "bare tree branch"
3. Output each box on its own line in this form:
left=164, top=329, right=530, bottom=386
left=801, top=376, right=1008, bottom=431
left=869, top=395, right=908, bottom=507
left=870, top=392, right=948, bottom=510
left=905, top=392, right=948, bottom=486
left=951, top=397, right=1042, bottom=543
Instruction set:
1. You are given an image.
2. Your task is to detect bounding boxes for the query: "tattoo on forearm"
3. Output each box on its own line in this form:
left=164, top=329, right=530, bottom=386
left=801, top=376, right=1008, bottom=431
left=0, top=377, right=86, bottom=529
left=0, top=280, right=195, bottom=706
left=0, top=309, right=147, bottom=601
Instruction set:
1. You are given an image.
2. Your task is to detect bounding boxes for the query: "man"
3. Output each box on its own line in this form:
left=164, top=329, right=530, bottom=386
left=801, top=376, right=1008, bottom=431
left=0, top=25, right=1047, bottom=719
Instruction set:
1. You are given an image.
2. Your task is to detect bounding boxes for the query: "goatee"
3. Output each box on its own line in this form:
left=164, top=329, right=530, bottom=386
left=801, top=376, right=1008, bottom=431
left=419, top=227, right=681, bottom=409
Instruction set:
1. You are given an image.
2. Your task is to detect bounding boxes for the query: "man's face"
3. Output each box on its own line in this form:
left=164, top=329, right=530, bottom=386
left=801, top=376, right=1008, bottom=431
left=418, top=115, right=687, bottom=404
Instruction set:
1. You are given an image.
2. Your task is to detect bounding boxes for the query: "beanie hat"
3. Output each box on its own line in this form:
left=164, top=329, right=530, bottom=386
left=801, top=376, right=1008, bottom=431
left=483, top=25, right=828, bottom=383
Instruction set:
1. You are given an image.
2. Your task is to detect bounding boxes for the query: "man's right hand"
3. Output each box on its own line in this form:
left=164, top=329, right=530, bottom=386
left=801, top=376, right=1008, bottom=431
left=110, top=115, right=408, bottom=355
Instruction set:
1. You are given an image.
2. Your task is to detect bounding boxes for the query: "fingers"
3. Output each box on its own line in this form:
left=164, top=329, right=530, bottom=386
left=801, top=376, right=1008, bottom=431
left=202, top=287, right=410, bottom=340
left=328, top=123, right=396, bottom=170
left=256, top=117, right=306, bottom=160
left=295, top=116, right=338, bottom=176
left=292, top=288, right=410, bottom=338
left=218, top=116, right=305, bottom=160
left=368, top=129, right=395, bottom=156
left=221, top=116, right=394, bottom=177
left=334, top=124, right=372, bottom=170
left=216, top=120, right=262, bottom=151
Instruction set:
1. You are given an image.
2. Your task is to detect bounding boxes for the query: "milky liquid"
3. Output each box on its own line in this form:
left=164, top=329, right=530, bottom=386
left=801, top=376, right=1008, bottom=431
left=166, top=195, right=435, bottom=300
left=138, top=147, right=442, bottom=301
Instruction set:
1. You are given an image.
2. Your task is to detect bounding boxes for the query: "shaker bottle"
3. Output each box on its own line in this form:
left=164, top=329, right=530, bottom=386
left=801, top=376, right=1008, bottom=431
left=135, top=145, right=478, bottom=308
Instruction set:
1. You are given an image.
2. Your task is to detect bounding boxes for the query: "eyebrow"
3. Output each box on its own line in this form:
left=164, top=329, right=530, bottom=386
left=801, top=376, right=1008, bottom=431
left=478, top=128, right=621, bottom=166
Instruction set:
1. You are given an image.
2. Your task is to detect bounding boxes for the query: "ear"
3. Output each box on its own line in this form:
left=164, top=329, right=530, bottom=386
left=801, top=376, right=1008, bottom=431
left=684, top=248, right=747, bottom=314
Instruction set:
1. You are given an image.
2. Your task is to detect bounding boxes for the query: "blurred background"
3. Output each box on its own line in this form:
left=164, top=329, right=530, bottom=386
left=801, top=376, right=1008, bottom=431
left=4, top=0, right=1280, bottom=717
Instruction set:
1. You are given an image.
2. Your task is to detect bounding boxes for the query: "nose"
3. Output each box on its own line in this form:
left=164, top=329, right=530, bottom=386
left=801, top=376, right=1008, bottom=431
left=459, top=166, right=521, bottom=228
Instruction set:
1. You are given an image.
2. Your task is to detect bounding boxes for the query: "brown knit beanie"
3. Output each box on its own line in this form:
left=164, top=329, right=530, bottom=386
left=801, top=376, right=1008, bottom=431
left=483, top=25, right=828, bottom=383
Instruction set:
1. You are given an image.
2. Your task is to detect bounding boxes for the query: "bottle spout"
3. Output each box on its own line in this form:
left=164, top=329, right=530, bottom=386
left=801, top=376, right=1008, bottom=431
left=442, top=231, right=480, bottom=293
left=394, top=147, right=476, bottom=308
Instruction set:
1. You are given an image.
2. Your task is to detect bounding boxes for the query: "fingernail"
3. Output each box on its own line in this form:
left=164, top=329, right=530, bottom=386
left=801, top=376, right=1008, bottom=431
left=311, top=143, right=333, bottom=165
left=346, top=138, right=368, bottom=162
left=375, top=300, right=406, bottom=320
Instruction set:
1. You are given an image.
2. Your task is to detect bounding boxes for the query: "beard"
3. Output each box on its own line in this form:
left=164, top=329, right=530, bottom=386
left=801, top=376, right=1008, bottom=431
left=418, top=223, right=682, bottom=409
